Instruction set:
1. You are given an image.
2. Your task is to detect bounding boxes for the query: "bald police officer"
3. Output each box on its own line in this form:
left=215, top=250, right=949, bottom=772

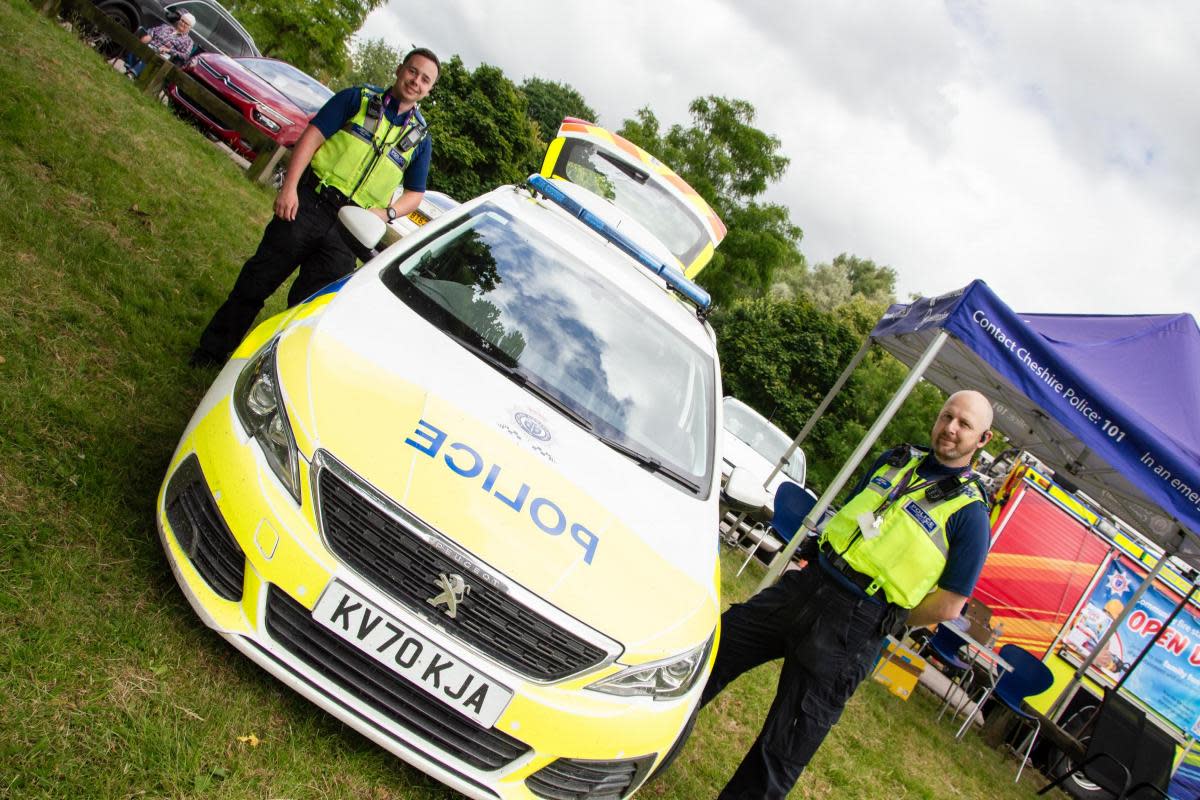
left=699, top=390, right=995, bottom=799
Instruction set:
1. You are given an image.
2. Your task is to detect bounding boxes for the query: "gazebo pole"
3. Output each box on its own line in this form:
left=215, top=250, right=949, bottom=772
left=761, top=338, right=872, bottom=488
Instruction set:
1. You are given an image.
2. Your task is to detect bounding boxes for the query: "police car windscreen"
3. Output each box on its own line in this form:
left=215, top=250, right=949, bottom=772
left=380, top=205, right=715, bottom=492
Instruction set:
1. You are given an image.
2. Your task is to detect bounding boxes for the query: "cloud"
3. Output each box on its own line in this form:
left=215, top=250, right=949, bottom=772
left=359, top=0, right=1200, bottom=315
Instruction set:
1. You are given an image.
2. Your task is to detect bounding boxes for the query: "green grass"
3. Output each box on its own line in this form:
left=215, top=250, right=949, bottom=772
left=0, top=2, right=1069, bottom=796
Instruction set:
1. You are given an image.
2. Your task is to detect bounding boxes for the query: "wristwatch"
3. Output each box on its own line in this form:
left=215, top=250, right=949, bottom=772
left=385, top=206, right=398, bottom=222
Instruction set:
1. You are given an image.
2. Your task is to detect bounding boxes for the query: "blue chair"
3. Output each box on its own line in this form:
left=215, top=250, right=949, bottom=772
left=956, top=644, right=1054, bottom=781
left=920, top=624, right=975, bottom=721
left=736, top=481, right=813, bottom=575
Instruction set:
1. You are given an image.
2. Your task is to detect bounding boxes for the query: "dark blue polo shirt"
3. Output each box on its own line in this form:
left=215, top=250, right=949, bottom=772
left=821, top=447, right=992, bottom=602
left=310, top=86, right=432, bottom=193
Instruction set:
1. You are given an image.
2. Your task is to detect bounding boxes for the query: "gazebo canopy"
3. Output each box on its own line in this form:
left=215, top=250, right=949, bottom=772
left=871, top=280, right=1200, bottom=567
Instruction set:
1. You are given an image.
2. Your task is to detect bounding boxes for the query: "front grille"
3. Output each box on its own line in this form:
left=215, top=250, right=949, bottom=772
left=526, top=756, right=655, bottom=800
left=265, top=586, right=529, bottom=771
left=164, top=455, right=245, bottom=600
left=174, top=89, right=227, bottom=128
left=317, top=466, right=608, bottom=681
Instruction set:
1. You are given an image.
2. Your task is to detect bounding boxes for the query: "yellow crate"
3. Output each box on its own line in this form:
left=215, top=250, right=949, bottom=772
left=873, top=640, right=927, bottom=700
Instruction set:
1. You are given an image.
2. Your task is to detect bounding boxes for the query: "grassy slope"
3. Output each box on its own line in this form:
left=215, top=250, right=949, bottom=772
left=0, top=2, right=1066, bottom=797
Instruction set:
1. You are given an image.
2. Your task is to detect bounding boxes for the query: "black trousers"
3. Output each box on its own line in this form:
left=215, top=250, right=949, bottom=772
left=700, top=567, right=895, bottom=799
left=195, top=183, right=356, bottom=361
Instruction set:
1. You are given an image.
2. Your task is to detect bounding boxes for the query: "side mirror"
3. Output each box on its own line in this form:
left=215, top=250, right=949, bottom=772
left=338, top=206, right=386, bottom=252
left=722, top=467, right=771, bottom=519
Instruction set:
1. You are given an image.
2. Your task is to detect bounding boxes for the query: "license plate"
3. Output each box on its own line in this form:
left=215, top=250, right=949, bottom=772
left=313, top=582, right=512, bottom=727
left=407, top=209, right=431, bottom=225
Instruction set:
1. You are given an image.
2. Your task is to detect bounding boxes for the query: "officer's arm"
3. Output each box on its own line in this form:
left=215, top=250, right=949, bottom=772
left=907, top=588, right=968, bottom=628
left=275, top=125, right=325, bottom=221
left=379, top=189, right=425, bottom=221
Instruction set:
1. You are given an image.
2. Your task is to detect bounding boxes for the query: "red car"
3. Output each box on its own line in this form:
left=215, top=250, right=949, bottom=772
left=169, top=53, right=333, bottom=160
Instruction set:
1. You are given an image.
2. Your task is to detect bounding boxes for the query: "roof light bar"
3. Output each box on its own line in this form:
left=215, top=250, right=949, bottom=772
left=526, top=174, right=712, bottom=312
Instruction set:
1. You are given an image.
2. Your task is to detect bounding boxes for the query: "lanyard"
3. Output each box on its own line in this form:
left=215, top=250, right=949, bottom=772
left=876, top=461, right=970, bottom=515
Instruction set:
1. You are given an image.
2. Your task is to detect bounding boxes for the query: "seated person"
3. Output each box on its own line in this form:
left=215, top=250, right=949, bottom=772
left=124, top=12, right=195, bottom=78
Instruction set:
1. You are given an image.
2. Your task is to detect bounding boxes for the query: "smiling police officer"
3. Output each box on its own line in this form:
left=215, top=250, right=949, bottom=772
left=697, top=390, right=995, bottom=799
left=191, top=47, right=440, bottom=367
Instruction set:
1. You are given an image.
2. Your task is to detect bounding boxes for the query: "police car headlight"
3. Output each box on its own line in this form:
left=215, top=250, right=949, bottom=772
left=587, top=633, right=714, bottom=700
left=233, top=341, right=301, bottom=503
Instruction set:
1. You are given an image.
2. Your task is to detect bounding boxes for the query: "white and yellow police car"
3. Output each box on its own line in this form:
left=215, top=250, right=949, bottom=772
left=392, top=118, right=727, bottom=282
left=157, top=170, right=724, bottom=798
left=539, top=118, right=726, bottom=279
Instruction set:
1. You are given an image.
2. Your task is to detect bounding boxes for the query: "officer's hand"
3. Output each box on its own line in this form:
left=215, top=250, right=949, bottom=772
left=369, top=208, right=389, bottom=222
left=274, top=186, right=299, bottom=221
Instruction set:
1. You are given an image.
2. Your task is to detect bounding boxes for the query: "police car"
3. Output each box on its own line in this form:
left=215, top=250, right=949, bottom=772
left=157, top=161, right=725, bottom=796
left=389, top=119, right=728, bottom=280
left=538, top=118, right=727, bottom=278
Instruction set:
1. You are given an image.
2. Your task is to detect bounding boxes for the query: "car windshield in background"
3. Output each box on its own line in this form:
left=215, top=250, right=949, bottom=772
left=724, top=399, right=803, bottom=482
left=240, top=58, right=332, bottom=114
left=381, top=205, right=715, bottom=492
left=555, top=140, right=709, bottom=268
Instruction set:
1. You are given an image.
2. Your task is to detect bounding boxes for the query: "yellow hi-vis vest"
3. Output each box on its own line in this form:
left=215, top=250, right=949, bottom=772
left=309, top=87, right=427, bottom=209
left=819, top=449, right=987, bottom=609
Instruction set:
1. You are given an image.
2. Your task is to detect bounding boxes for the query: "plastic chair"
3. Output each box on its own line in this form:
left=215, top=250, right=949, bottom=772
left=919, top=624, right=975, bottom=721
left=956, top=644, right=1053, bottom=782
left=736, top=481, right=812, bottom=575
left=1038, top=689, right=1176, bottom=799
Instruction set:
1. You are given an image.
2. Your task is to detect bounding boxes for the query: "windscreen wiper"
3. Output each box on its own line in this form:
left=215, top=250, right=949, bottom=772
left=592, top=432, right=700, bottom=493
left=455, top=337, right=594, bottom=432
left=598, top=152, right=649, bottom=184
left=456, top=336, right=699, bottom=492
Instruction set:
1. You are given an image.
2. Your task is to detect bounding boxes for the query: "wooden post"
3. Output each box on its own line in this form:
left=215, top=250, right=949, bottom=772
left=247, top=144, right=287, bottom=186
left=138, top=57, right=174, bottom=96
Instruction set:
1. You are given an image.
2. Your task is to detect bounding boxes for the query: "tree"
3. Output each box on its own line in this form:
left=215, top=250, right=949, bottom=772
left=225, top=0, right=386, bottom=83
left=618, top=100, right=802, bottom=307
left=713, top=292, right=948, bottom=494
left=343, top=37, right=401, bottom=89
left=774, top=253, right=897, bottom=310
left=842, top=253, right=896, bottom=303
left=711, top=295, right=860, bottom=489
left=702, top=203, right=804, bottom=308
left=520, top=77, right=598, bottom=142
left=421, top=57, right=544, bottom=200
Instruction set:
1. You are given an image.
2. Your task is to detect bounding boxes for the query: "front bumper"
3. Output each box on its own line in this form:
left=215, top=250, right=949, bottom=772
left=155, top=373, right=699, bottom=799
left=166, top=83, right=259, bottom=159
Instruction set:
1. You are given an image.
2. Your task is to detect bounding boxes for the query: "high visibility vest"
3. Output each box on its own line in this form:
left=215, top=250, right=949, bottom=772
left=819, top=448, right=987, bottom=609
left=310, top=87, right=427, bottom=209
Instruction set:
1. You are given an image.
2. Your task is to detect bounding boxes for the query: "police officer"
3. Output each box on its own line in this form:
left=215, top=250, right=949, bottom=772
left=191, top=47, right=440, bottom=367
left=699, top=390, right=994, bottom=799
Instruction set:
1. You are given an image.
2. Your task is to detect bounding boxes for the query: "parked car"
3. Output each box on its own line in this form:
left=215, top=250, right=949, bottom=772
left=156, top=167, right=724, bottom=797
left=720, top=396, right=807, bottom=498
left=167, top=54, right=332, bottom=160
left=92, top=0, right=259, bottom=58
left=539, top=118, right=727, bottom=279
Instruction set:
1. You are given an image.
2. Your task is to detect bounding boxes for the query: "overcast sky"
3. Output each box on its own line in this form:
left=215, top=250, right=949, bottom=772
left=360, top=1, right=1198, bottom=316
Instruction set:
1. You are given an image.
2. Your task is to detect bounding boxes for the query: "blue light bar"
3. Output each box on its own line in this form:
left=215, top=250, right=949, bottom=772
left=527, top=174, right=712, bottom=312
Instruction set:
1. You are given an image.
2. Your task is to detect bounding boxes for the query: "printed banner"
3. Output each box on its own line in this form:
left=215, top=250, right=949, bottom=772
left=1061, top=557, right=1200, bottom=733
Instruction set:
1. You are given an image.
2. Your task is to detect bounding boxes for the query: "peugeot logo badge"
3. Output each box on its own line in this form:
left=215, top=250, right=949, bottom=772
left=427, top=573, right=470, bottom=619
